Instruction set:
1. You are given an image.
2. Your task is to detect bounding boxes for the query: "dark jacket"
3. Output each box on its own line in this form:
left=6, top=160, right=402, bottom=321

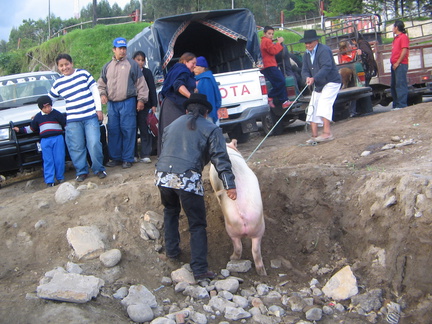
left=160, top=63, right=196, bottom=109
left=301, top=43, right=341, bottom=92
left=156, top=114, right=236, bottom=190
left=142, top=67, right=158, bottom=109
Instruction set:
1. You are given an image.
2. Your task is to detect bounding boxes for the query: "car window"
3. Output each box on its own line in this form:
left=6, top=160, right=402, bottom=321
left=0, top=74, right=59, bottom=110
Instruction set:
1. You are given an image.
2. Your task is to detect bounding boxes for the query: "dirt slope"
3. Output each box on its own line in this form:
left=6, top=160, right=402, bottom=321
left=1, top=102, right=432, bottom=323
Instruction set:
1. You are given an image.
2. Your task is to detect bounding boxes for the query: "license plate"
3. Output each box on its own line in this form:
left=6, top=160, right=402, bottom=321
left=36, top=141, right=42, bottom=152
left=218, top=107, right=229, bottom=120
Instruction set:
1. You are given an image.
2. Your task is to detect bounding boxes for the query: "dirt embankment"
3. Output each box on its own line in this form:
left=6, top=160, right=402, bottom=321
left=1, top=103, right=432, bottom=323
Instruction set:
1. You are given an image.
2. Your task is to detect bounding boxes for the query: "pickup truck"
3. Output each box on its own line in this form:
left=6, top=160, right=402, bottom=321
left=126, top=8, right=269, bottom=143
left=323, top=14, right=432, bottom=107
left=0, top=71, right=67, bottom=174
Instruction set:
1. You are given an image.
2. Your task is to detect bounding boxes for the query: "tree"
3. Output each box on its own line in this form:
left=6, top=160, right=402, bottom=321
left=327, top=0, right=362, bottom=15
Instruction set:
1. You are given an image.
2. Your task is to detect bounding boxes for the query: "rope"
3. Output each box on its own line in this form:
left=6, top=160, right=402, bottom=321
left=246, top=84, right=309, bottom=162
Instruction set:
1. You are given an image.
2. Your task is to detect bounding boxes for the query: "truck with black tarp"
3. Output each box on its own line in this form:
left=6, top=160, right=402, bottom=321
left=127, top=8, right=269, bottom=143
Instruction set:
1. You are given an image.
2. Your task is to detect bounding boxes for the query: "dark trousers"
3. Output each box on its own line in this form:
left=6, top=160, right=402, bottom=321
left=262, top=66, right=288, bottom=102
left=135, top=108, right=152, bottom=158
left=158, top=186, right=208, bottom=275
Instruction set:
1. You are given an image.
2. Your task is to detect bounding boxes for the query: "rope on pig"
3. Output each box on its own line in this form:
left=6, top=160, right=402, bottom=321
left=246, top=84, right=309, bottom=162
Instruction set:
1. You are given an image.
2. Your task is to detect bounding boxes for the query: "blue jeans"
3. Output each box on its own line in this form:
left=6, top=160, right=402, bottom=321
left=391, top=63, right=408, bottom=108
left=158, top=186, right=208, bottom=276
left=261, top=66, right=288, bottom=102
left=107, top=97, right=137, bottom=162
left=65, top=116, right=105, bottom=176
left=41, top=135, right=65, bottom=184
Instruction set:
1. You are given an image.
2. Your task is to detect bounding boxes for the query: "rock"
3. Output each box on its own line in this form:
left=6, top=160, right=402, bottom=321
left=171, top=267, right=195, bottom=284
left=36, top=271, right=104, bottom=303
left=322, top=265, right=358, bottom=300
left=208, top=295, right=236, bottom=313
left=113, top=287, right=129, bottom=299
left=305, top=307, right=322, bottom=321
left=251, top=314, right=276, bottom=324
left=34, top=219, right=47, bottom=228
left=218, top=290, right=233, bottom=300
left=99, top=249, right=122, bottom=267
left=288, top=294, right=307, bottom=312
left=220, top=269, right=230, bottom=277
left=150, top=317, right=176, bottom=324
left=174, top=282, right=189, bottom=293
left=270, top=259, right=282, bottom=268
left=143, top=211, right=164, bottom=229
left=161, top=276, right=172, bottom=286
left=214, top=278, right=240, bottom=294
left=350, top=288, right=383, bottom=312
left=190, top=310, right=207, bottom=324
left=121, top=285, right=157, bottom=309
left=66, top=262, right=83, bottom=274
left=256, top=283, right=270, bottom=296
left=140, top=219, right=160, bottom=240
left=361, top=151, right=372, bottom=157
left=182, top=285, right=209, bottom=299
left=268, top=305, right=285, bottom=317
left=127, top=303, right=154, bottom=322
left=55, top=182, right=80, bottom=204
left=66, top=225, right=106, bottom=260
left=322, top=305, right=334, bottom=315
left=391, top=136, right=401, bottom=142
left=224, top=306, right=251, bottom=321
left=262, top=291, right=282, bottom=306
left=233, top=295, right=249, bottom=309
left=384, top=195, right=397, bottom=208
left=381, top=143, right=396, bottom=150
left=226, top=259, right=252, bottom=273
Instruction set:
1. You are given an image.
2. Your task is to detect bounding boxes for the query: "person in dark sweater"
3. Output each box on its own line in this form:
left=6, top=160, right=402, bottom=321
left=133, top=51, right=158, bottom=163
left=300, top=30, right=341, bottom=143
left=13, top=95, right=66, bottom=187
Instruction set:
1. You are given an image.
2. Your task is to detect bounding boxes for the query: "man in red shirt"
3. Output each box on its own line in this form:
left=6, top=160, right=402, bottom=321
left=260, top=26, right=291, bottom=109
left=390, top=20, right=409, bottom=109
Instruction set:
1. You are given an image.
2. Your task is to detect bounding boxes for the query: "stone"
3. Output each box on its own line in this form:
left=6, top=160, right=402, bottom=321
left=233, top=295, right=249, bottom=309
left=256, top=283, right=270, bottom=296
left=171, top=268, right=195, bottom=284
left=99, top=249, right=122, bottom=267
left=270, top=259, right=282, bottom=268
left=149, top=317, right=176, bottom=324
left=322, top=265, right=358, bottom=300
left=182, top=285, right=209, bottom=299
left=66, top=225, right=105, bottom=260
left=226, top=259, right=252, bottom=273
left=208, top=295, right=236, bottom=313
left=288, top=294, right=307, bottom=312
left=224, top=306, right=251, bottom=321
left=36, top=271, right=104, bottom=303
left=113, top=287, right=129, bottom=299
left=305, top=307, right=322, bottom=321
left=66, top=262, right=83, bottom=274
left=161, top=276, right=172, bottom=286
left=127, top=303, right=154, bottom=322
left=214, top=278, right=240, bottom=294
left=350, top=288, right=383, bottom=312
left=143, top=210, right=164, bottom=229
left=55, top=182, right=80, bottom=204
left=140, top=219, right=160, bottom=240
left=174, top=282, right=189, bottom=293
left=121, top=285, right=157, bottom=308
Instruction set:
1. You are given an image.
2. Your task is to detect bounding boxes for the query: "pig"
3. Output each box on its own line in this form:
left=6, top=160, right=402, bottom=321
left=209, top=139, right=267, bottom=276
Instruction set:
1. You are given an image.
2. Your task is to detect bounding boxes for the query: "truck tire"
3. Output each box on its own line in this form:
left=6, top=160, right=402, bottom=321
left=262, top=110, right=284, bottom=136
left=408, top=94, right=422, bottom=106
left=227, top=125, right=250, bottom=144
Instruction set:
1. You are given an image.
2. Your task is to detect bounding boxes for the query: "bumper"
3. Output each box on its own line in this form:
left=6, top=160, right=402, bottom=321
left=219, top=104, right=269, bottom=134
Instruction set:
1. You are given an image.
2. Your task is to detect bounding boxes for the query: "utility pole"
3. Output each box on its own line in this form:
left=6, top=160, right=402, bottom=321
left=92, top=0, right=97, bottom=26
left=48, top=0, right=51, bottom=39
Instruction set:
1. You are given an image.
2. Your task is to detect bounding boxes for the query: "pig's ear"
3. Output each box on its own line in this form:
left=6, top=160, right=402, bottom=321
left=232, top=139, right=238, bottom=148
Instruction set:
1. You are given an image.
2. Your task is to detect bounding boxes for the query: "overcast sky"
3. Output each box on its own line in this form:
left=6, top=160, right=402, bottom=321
left=0, top=0, right=130, bottom=42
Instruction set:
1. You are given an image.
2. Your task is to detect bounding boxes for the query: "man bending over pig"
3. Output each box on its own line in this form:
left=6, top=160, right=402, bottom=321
left=155, top=93, right=237, bottom=281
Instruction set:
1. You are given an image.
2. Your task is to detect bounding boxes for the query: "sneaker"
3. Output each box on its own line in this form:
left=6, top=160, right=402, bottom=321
left=75, top=174, right=88, bottom=182
left=96, top=171, right=107, bottom=179
left=282, top=100, right=293, bottom=109
left=122, top=161, right=132, bottom=169
left=134, top=156, right=140, bottom=163
left=140, top=157, right=151, bottom=163
left=106, top=160, right=121, bottom=167
left=194, top=271, right=217, bottom=280
left=268, top=98, right=275, bottom=108
left=46, top=183, right=55, bottom=187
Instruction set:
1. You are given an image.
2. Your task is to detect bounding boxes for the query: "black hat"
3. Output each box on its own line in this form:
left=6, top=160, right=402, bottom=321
left=37, top=95, right=52, bottom=109
left=183, top=93, right=213, bottom=113
left=299, top=30, right=320, bottom=43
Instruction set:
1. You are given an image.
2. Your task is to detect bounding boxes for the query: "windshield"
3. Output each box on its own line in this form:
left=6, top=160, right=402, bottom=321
left=0, top=73, right=59, bottom=110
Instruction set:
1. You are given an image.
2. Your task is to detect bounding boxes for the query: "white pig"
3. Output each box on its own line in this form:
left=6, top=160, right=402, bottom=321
left=209, top=140, right=267, bottom=276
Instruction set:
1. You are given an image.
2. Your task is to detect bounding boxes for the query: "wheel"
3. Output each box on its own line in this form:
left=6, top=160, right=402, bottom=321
left=227, top=125, right=250, bottom=144
left=407, top=94, right=422, bottom=106
left=262, top=109, right=284, bottom=136
left=355, top=96, right=373, bottom=115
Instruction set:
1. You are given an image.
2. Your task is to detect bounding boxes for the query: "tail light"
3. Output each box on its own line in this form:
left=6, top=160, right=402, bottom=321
left=287, top=86, right=296, bottom=99
left=259, top=75, right=268, bottom=95
left=357, top=71, right=366, bottom=85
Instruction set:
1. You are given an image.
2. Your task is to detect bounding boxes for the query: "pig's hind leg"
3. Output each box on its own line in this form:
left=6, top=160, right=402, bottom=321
left=230, top=237, right=242, bottom=260
left=251, top=236, right=267, bottom=276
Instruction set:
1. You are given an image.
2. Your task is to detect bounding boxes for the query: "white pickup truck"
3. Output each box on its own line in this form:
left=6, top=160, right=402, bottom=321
left=127, top=8, right=270, bottom=143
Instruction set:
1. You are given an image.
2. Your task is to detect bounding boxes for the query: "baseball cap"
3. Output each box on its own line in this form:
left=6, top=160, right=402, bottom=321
left=196, top=56, right=208, bottom=68
left=113, top=37, right=127, bottom=48
left=37, top=95, right=52, bottom=109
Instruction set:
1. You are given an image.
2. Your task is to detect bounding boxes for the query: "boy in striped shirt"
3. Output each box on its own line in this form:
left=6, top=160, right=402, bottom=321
left=13, top=96, right=66, bottom=187
left=49, top=54, right=106, bottom=182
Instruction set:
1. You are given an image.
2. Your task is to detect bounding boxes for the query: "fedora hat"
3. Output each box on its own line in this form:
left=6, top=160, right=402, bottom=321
left=183, top=93, right=213, bottom=113
left=299, top=30, right=320, bottom=43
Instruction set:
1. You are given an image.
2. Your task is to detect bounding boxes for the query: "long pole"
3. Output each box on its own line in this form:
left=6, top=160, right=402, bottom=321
left=48, top=0, right=51, bottom=39
left=232, top=0, right=234, bottom=9
left=246, top=84, right=309, bottom=162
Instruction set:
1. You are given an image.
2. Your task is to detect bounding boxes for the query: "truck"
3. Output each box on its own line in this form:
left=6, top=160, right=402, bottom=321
left=0, top=71, right=67, bottom=174
left=261, top=28, right=374, bottom=136
left=323, top=14, right=432, bottom=107
left=126, top=8, right=269, bottom=143
left=0, top=71, right=109, bottom=176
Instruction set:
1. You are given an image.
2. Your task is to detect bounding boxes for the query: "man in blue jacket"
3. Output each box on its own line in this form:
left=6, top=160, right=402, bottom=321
left=300, top=30, right=341, bottom=143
